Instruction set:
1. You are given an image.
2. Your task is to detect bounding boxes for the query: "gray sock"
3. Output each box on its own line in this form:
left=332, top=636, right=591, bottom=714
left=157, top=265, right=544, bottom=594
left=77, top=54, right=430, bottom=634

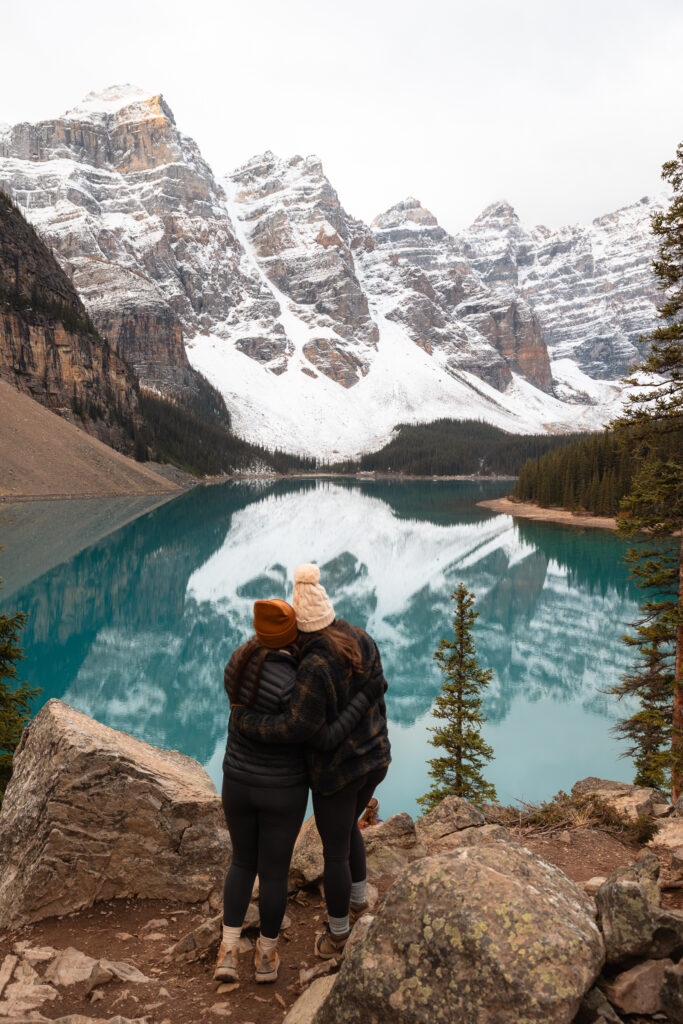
left=329, top=914, right=350, bottom=937
left=350, top=879, right=367, bottom=905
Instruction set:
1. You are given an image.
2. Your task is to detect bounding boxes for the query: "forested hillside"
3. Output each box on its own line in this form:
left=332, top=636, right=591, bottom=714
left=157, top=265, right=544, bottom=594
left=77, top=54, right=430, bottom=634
left=513, top=431, right=633, bottom=515
left=334, top=420, right=581, bottom=476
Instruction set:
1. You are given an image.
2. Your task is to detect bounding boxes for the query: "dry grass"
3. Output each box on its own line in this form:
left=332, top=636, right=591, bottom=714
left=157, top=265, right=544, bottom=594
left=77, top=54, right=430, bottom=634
left=484, top=791, right=659, bottom=845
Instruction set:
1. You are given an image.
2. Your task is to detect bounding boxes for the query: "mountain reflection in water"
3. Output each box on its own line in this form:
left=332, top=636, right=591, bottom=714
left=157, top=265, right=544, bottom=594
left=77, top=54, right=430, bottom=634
left=1, top=479, right=639, bottom=816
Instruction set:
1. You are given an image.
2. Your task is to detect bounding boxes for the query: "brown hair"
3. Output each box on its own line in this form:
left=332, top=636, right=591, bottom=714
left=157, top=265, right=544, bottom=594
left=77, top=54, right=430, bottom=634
left=307, top=623, right=363, bottom=677
left=226, top=637, right=268, bottom=706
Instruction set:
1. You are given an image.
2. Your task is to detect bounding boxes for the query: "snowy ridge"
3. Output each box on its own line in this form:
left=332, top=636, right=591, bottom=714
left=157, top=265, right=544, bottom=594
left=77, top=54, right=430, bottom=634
left=0, top=85, right=664, bottom=457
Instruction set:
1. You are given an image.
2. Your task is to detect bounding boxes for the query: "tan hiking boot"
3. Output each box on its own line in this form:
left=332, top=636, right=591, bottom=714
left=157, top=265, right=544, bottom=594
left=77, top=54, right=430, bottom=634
left=349, top=901, right=369, bottom=927
left=254, top=938, right=280, bottom=983
left=213, top=943, right=239, bottom=982
left=314, top=923, right=349, bottom=960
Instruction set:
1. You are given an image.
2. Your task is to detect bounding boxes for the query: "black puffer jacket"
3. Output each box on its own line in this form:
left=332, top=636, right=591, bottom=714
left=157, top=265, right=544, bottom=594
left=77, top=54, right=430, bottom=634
left=231, top=620, right=391, bottom=795
left=223, top=640, right=377, bottom=788
left=223, top=647, right=305, bottom=787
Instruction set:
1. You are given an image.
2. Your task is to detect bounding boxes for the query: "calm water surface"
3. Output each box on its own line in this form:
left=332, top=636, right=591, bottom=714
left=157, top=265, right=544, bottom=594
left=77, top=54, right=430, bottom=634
left=0, top=479, right=640, bottom=817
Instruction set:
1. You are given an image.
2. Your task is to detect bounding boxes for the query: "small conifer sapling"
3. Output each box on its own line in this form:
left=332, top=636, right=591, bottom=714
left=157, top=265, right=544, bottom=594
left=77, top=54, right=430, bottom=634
left=418, top=582, right=497, bottom=811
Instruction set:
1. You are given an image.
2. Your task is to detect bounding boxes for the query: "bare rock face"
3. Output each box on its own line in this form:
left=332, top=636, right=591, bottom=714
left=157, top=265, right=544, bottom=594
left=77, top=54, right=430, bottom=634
left=458, top=196, right=663, bottom=379
left=0, top=699, right=230, bottom=926
left=314, top=844, right=604, bottom=1024
left=0, top=85, right=262, bottom=397
left=0, top=193, right=140, bottom=446
left=227, top=152, right=379, bottom=387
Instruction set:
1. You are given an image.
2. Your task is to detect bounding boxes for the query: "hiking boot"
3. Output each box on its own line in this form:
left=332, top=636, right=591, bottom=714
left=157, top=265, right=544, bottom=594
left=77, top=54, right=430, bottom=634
left=349, top=901, right=369, bottom=927
left=254, top=938, right=279, bottom=983
left=213, top=943, right=239, bottom=983
left=314, top=923, right=349, bottom=960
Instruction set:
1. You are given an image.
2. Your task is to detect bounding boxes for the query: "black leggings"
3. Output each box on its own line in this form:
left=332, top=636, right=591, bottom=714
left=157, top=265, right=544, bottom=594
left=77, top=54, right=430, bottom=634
left=313, top=766, right=387, bottom=920
left=221, top=776, right=308, bottom=938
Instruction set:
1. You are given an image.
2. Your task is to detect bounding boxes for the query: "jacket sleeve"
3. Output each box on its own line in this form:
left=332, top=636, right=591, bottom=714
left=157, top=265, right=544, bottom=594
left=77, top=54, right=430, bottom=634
left=309, top=647, right=387, bottom=751
left=231, top=652, right=330, bottom=744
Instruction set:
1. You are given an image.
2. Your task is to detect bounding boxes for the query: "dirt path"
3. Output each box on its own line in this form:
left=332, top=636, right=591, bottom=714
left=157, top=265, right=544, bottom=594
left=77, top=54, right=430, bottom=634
left=2, top=828, right=675, bottom=1023
left=478, top=497, right=617, bottom=531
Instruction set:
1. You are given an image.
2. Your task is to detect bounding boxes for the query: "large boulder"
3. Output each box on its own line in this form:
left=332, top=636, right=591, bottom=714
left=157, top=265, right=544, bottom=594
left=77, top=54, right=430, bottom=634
left=414, top=796, right=509, bottom=853
left=415, top=795, right=484, bottom=848
left=596, top=854, right=683, bottom=963
left=0, top=699, right=230, bottom=926
left=363, top=813, right=427, bottom=878
left=571, top=777, right=661, bottom=822
left=314, top=844, right=604, bottom=1024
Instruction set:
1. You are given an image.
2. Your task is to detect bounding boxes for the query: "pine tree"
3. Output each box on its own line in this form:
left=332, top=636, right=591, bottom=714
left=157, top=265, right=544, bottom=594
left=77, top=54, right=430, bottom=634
left=609, top=141, right=683, bottom=798
left=0, top=562, right=39, bottom=806
left=418, top=583, right=497, bottom=810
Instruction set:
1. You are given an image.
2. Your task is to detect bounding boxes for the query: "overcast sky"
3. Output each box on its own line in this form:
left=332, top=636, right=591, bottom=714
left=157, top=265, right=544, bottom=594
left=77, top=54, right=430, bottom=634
left=2, top=0, right=681, bottom=233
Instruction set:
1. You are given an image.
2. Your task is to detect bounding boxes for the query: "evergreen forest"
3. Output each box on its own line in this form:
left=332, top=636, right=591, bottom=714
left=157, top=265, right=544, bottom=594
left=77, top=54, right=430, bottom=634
left=333, top=419, right=581, bottom=476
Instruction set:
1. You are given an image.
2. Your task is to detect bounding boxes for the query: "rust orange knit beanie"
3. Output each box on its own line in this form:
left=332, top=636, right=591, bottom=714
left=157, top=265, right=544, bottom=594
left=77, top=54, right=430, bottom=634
left=253, top=599, right=298, bottom=649
left=292, top=563, right=335, bottom=632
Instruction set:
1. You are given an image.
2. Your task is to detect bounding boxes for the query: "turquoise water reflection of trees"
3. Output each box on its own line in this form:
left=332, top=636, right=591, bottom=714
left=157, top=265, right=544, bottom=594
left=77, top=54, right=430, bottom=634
left=0, top=480, right=639, bottom=791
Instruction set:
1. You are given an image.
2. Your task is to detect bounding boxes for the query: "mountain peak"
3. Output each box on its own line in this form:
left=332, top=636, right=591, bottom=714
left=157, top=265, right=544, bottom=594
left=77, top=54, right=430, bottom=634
left=372, top=197, right=439, bottom=232
left=63, top=85, right=174, bottom=125
left=473, top=200, right=519, bottom=226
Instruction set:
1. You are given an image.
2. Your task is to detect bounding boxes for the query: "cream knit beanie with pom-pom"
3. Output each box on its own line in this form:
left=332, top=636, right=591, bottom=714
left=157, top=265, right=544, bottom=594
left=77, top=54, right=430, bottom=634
left=292, top=563, right=335, bottom=632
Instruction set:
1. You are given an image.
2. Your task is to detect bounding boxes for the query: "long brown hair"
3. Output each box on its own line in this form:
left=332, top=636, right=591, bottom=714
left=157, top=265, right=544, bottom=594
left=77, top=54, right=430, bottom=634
left=306, top=623, right=363, bottom=677
left=226, top=637, right=268, bottom=706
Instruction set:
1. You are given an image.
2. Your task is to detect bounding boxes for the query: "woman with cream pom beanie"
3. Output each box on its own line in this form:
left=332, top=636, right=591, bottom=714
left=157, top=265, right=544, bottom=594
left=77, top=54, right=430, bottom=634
left=232, top=563, right=391, bottom=960
left=217, top=597, right=373, bottom=986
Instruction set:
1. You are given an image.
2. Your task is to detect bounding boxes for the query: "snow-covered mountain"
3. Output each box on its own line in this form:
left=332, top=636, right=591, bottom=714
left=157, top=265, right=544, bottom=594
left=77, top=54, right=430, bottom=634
left=0, top=85, right=664, bottom=457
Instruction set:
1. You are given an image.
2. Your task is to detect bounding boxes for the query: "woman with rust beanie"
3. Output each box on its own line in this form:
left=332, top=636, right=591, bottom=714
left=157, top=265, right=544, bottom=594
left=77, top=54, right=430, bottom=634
left=216, top=598, right=375, bottom=985
left=231, top=564, right=391, bottom=959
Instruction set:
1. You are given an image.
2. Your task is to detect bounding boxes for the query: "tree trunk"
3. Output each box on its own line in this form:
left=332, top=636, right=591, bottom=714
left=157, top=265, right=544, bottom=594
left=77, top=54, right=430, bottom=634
left=673, top=532, right=683, bottom=803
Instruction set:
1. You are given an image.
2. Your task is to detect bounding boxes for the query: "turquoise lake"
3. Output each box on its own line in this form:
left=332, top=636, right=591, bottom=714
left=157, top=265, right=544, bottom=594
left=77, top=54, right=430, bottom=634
left=0, top=479, right=640, bottom=818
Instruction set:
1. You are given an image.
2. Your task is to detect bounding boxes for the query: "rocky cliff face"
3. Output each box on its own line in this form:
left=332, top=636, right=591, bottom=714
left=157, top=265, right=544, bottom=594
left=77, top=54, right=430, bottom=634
left=0, top=85, right=663, bottom=457
left=0, top=191, right=139, bottom=444
left=357, top=197, right=553, bottom=392
left=226, top=152, right=379, bottom=387
left=0, top=86, right=263, bottom=395
left=458, top=196, right=664, bottom=379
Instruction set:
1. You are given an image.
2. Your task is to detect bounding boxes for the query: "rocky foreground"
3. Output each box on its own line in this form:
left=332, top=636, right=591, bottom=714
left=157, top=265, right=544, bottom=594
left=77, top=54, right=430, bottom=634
left=2, top=700, right=683, bottom=1023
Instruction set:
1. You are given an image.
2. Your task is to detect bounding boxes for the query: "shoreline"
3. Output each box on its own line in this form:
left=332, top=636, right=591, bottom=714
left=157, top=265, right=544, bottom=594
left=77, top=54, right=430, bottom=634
left=1, top=471, right=517, bottom=502
left=477, top=497, right=617, bottom=531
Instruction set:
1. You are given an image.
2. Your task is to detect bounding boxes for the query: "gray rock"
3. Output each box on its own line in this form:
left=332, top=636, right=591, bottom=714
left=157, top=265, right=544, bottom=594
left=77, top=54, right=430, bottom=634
left=363, top=812, right=427, bottom=878
left=649, top=819, right=683, bottom=849
left=583, top=877, right=608, bottom=897
left=415, top=795, right=485, bottom=851
left=285, top=975, right=337, bottom=1024
left=314, top=843, right=604, bottom=1024
left=596, top=856, right=683, bottom=963
left=671, top=846, right=683, bottom=878
left=45, top=948, right=98, bottom=986
left=345, top=914, right=374, bottom=957
left=661, top=959, right=683, bottom=1022
left=574, top=986, right=623, bottom=1024
left=0, top=700, right=230, bottom=925
left=602, top=958, right=672, bottom=1016
left=289, top=815, right=325, bottom=890
left=571, top=778, right=660, bottom=822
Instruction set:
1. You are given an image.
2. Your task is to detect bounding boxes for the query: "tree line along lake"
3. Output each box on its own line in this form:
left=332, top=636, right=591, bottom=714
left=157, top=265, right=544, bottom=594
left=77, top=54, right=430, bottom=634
left=0, top=478, right=640, bottom=817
